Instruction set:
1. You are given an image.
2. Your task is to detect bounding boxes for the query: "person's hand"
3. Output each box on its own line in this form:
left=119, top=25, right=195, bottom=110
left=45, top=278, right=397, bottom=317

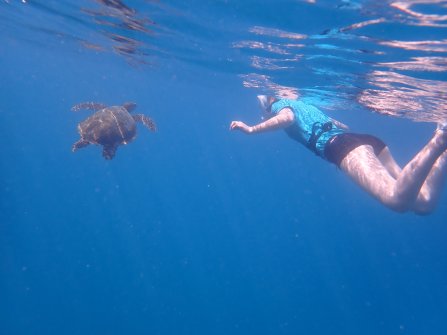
left=229, top=121, right=253, bottom=134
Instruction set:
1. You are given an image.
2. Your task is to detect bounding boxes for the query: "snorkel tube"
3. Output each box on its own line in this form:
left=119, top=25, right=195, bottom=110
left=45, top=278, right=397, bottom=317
left=257, top=95, right=277, bottom=119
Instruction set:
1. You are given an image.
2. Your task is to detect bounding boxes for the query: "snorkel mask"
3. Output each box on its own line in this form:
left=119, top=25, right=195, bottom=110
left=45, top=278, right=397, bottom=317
left=257, top=95, right=277, bottom=120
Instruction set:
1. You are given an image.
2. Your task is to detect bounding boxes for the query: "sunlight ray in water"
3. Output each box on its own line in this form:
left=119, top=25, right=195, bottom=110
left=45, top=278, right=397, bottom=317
left=240, top=73, right=299, bottom=99
left=230, top=1, right=447, bottom=122
left=1, top=0, right=446, bottom=120
left=390, top=0, right=447, bottom=27
left=379, top=39, right=447, bottom=52
left=358, top=70, right=447, bottom=122
left=376, top=56, right=447, bottom=72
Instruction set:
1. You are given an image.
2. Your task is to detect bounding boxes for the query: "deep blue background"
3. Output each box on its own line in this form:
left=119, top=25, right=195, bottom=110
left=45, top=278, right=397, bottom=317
left=1, top=1, right=447, bottom=335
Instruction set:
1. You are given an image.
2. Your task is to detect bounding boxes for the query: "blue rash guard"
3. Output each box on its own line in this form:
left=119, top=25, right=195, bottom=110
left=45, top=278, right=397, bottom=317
left=270, top=99, right=345, bottom=158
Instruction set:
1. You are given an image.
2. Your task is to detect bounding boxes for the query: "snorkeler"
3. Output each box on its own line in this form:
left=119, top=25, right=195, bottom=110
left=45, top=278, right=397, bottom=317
left=229, top=95, right=447, bottom=214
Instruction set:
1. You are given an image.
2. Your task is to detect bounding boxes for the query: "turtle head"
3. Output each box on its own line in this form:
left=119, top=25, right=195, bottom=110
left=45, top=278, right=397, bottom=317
left=123, top=102, right=137, bottom=113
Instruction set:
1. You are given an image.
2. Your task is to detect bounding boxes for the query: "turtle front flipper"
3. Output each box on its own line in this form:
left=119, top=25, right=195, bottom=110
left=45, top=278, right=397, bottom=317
left=102, top=145, right=118, bottom=160
left=72, top=139, right=90, bottom=152
left=71, top=102, right=107, bottom=112
left=133, top=114, right=157, bottom=131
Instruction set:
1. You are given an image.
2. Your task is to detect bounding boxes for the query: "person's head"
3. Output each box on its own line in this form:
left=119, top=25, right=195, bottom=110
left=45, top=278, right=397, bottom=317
left=257, top=95, right=278, bottom=119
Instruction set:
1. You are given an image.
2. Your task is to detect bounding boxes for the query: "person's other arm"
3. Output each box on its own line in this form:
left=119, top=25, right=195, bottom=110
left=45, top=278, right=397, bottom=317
left=229, top=108, right=294, bottom=134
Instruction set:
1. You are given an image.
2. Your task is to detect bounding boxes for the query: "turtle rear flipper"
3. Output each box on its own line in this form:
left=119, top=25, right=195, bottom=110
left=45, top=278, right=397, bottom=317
left=103, top=145, right=118, bottom=160
left=71, top=102, right=107, bottom=112
left=72, top=139, right=90, bottom=152
left=133, top=114, right=157, bottom=131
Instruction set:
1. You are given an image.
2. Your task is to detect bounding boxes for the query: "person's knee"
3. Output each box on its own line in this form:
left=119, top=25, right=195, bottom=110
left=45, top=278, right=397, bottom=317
left=388, top=200, right=435, bottom=215
left=414, top=208, right=433, bottom=216
left=382, top=196, right=411, bottom=213
left=413, top=203, right=435, bottom=216
left=412, top=196, right=437, bottom=215
left=387, top=204, right=409, bottom=213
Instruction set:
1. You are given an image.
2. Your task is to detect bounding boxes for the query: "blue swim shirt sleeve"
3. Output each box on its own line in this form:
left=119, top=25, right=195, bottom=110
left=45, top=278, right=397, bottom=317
left=270, top=99, right=293, bottom=115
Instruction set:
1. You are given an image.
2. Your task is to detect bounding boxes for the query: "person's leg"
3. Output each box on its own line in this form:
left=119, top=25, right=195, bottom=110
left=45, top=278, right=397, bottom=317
left=393, top=128, right=447, bottom=210
left=340, top=145, right=401, bottom=210
left=377, top=147, right=402, bottom=178
left=340, top=128, right=447, bottom=212
left=413, top=150, right=447, bottom=214
left=377, top=141, right=447, bottom=214
left=377, top=147, right=447, bottom=215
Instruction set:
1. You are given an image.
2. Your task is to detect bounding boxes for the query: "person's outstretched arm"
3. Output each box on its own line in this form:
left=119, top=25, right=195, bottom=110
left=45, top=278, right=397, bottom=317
left=229, top=108, right=294, bottom=134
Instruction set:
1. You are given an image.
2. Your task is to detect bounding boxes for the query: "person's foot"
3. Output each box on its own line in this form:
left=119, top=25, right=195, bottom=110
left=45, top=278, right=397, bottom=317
left=436, top=123, right=447, bottom=144
left=436, top=122, right=447, bottom=132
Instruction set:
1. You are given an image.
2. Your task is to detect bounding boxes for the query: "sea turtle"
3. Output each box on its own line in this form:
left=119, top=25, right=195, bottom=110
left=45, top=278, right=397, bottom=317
left=71, top=102, right=156, bottom=159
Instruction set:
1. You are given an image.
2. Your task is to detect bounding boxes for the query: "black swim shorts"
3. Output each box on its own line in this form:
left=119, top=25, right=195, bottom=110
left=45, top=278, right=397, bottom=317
left=324, top=133, right=386, bottom=167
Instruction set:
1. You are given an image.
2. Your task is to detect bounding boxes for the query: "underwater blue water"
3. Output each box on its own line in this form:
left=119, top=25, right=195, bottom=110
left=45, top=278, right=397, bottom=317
left=1, top=1, right=447, bottom=334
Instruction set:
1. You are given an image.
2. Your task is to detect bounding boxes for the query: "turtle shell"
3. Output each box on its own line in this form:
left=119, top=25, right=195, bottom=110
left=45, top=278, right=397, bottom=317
left=78, top=106, right=136, bottom=146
